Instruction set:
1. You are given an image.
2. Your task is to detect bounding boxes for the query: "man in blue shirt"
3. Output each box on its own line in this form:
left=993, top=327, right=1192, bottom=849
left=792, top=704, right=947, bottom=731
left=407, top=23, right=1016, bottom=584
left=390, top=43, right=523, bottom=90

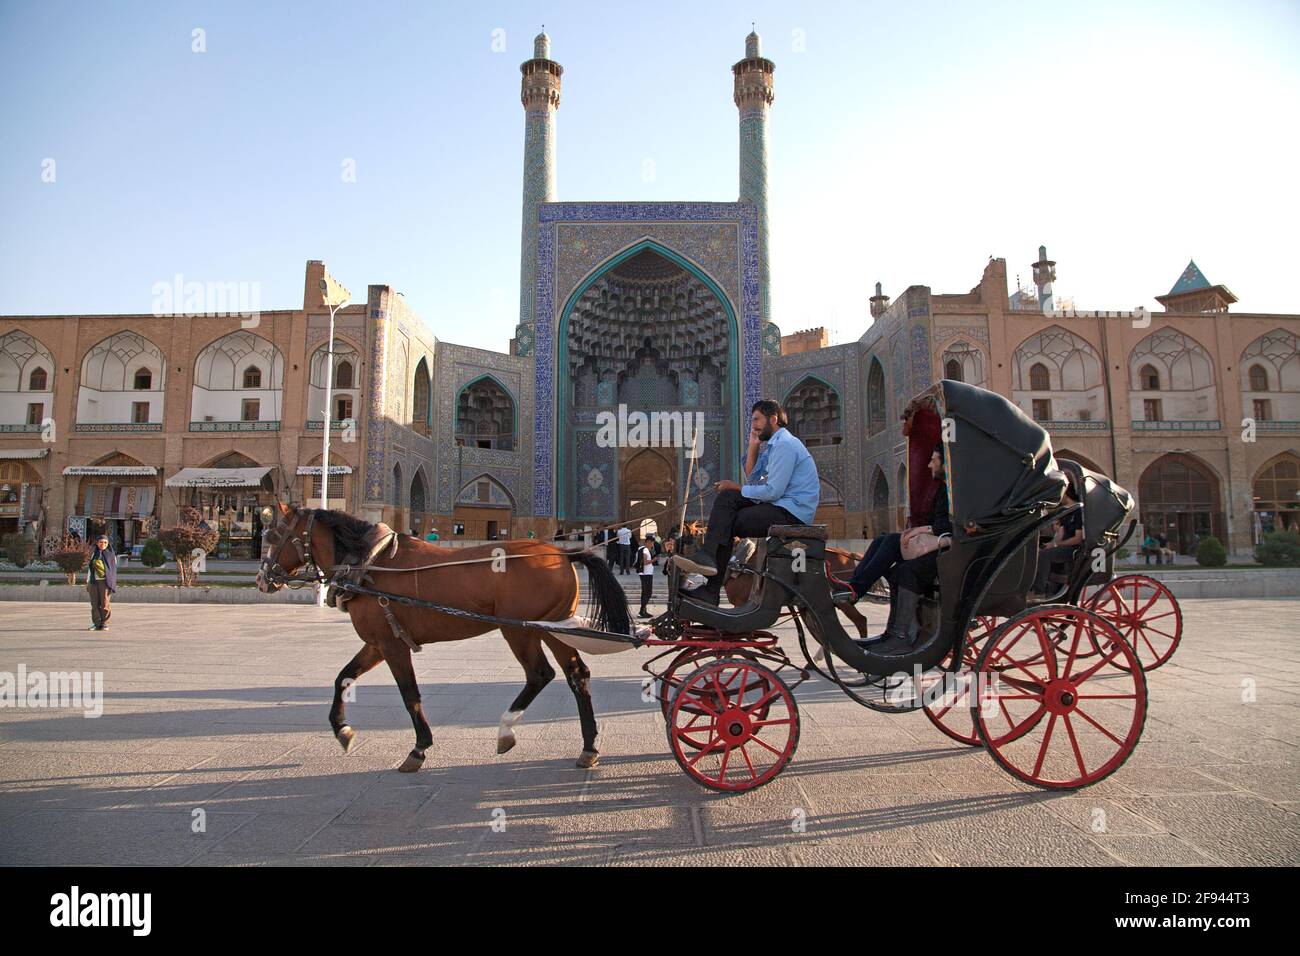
left=672, top=399, right=819, bottom=605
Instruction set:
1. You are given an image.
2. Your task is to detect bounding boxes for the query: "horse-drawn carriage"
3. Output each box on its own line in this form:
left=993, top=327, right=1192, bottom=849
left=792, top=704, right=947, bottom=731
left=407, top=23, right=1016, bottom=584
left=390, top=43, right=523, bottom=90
left=259, top=379, right=1160, bottom=795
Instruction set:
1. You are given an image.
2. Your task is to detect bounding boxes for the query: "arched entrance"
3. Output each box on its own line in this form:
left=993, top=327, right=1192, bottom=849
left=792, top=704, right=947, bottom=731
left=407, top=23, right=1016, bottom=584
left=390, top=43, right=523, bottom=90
left=621, top=448, right=675, bottom=531
left=409, top=469, right=428, bottom=536
left=1252, top=454, right=1300, bottom=542
left=868, top=466, right=890, bottom=538
left=1138, top=453, right=1223, bottom=555
left=557, top=241, right=740, bottom=524
left=453, top=474, right=516, bottom=540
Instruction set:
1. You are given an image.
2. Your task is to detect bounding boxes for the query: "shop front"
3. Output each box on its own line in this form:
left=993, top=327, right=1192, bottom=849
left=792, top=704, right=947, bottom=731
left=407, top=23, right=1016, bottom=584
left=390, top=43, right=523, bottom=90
left=165, top=465, right=275, bottom=559
left=63, top=461, right=160, bottom=553
left=0, top=450, right=46, bottom=539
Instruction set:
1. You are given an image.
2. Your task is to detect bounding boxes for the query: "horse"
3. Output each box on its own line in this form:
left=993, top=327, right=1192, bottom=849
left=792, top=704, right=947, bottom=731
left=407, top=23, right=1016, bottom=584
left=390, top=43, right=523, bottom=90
left=722, top=541, right=871, bottom=639
left=256, top=501, right=631, bottom=773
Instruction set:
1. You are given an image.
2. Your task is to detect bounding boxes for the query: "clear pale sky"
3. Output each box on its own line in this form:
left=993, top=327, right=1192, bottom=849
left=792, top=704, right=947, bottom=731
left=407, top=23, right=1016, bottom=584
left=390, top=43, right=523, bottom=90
left=1, top=0, right=1296, bottom=350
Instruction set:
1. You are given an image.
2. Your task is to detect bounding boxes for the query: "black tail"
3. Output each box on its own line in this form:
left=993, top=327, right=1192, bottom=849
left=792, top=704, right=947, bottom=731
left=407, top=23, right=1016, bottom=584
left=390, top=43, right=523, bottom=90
left=570, top=552, right=632, bottom=637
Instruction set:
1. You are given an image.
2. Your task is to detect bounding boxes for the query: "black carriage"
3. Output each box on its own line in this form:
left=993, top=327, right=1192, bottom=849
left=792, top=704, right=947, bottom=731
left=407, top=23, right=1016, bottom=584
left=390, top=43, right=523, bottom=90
left=648, top=379, right=1150, bottom=791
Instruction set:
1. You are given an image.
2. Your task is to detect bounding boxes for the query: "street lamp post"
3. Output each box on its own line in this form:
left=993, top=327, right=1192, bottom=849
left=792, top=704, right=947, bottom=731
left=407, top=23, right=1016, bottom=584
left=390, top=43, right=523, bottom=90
left=316, top=271, right=351, bottom=607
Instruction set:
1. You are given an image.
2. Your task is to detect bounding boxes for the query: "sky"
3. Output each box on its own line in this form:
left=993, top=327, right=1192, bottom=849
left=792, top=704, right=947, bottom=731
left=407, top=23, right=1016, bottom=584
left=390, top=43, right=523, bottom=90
left=1, top=0, right=1297, bottom=350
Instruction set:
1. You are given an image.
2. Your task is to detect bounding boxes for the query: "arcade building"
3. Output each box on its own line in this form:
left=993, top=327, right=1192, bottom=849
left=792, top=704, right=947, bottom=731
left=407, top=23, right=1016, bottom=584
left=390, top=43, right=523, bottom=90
left=1, top=32, right=1296, bottom=559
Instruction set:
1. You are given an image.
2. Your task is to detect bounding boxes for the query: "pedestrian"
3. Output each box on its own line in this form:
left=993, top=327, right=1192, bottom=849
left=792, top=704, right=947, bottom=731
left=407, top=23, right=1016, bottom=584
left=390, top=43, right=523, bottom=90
left=425, top=526, right=440, bottom=543
left=86, top=532, right=117, bottom=632
left=616, top=524, right=632, bottom=574
left=636, top=533, right=656, bottom=618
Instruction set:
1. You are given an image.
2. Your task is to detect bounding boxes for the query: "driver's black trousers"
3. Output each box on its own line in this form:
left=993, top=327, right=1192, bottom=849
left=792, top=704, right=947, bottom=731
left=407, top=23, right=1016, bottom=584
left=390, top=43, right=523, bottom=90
left=698, top=489, right=799, bottom=598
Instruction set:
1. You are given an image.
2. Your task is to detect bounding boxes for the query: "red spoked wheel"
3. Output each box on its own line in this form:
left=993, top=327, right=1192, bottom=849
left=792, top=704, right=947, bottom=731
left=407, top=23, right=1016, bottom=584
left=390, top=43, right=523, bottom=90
left=973, top=605, right=1147, bottom=790
left=656, top=647, right=764, bottom=720
left=666, top=658, right=799, bottom=792
left=922, top=616, right=998, bottom=747
left=1085, top=574, right=1183, bottom=671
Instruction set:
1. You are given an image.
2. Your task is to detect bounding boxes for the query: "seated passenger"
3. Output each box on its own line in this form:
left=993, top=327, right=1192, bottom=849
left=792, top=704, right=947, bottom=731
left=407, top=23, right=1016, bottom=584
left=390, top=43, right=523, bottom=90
left=860, top=446, right=952, bottom=647
left=1029, top=489, right=1084, bottom=601
left=671, top=399, right=819, bottom=606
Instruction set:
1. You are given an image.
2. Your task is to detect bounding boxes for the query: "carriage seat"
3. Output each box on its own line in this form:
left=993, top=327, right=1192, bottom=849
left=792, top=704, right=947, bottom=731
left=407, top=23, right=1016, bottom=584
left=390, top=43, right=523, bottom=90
left=769, top=524, right=828, bottom=541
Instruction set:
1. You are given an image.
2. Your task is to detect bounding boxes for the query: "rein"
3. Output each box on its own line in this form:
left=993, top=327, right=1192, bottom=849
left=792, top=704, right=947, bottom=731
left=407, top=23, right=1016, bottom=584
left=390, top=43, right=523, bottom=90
left=328, top=580, right=645, bottom=651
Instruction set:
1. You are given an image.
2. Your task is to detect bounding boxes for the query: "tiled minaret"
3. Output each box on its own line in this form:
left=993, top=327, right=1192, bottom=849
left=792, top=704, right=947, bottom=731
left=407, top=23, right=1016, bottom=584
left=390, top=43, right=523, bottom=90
left=515, top=31, right=562, bottom=356
left=733, top=30, right=775, bottom=328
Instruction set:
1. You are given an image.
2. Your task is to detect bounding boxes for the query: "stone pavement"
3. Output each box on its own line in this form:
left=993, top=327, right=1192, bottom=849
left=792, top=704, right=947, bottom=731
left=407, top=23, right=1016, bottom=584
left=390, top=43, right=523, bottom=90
left=0, top=598, right=1295, bottom=867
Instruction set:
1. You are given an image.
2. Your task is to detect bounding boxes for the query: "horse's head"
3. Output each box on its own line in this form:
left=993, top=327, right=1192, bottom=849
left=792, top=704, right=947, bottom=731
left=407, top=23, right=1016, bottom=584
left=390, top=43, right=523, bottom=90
left=257, top=500, right=324, bottom=592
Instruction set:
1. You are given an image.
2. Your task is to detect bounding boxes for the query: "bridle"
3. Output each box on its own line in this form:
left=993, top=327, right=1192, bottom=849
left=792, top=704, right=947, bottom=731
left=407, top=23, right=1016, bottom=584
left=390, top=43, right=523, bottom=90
left=259, top=509, right=326, bottom=590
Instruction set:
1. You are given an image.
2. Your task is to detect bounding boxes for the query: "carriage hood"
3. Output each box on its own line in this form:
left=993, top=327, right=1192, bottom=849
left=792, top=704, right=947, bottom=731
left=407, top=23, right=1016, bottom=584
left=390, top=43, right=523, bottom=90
left=931, top=379, right=1066, bottom=532
left=1063, top=460, right=1135, bottom=542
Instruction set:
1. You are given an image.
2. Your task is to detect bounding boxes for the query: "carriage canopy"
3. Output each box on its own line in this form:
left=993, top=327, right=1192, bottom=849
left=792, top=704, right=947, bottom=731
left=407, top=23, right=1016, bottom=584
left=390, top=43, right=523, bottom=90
left=920, top=380, right=1067, bottom=533
left=1065, top=460, right=1135, bottom=543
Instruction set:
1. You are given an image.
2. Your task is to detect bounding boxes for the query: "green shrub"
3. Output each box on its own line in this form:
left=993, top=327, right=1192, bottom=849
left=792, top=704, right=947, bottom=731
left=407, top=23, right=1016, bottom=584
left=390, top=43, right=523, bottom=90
left=1255, top=530, right=1300, bottom=567
left=1195, top=535, right=1227, bottom=567
left=140, top=537, right=166, bottom=568
left=2, top=533, right=36, bottom=568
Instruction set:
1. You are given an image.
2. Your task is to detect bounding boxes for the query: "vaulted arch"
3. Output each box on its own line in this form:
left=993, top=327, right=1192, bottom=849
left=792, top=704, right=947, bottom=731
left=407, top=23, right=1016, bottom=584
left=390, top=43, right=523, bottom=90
left=0, top=329, right=55, bottom=428
left=77, top=330, right=167, bottom=427
left=784, top=375, right=841, bottom=446
left=1011, top=326, right=1104, bottom=424
left=1240, top=329, right=1300, bottom=425
left=1129, top=327, right=1218, bottom=426
left=191, top=330, right=284, bottom=428
left=411, top=356, right=432, bottom=434
left=456, top=374, right=516, bottom=450
left=866, top=357, right=886, bottom=436
left=556, top=239, right=739, bottom=522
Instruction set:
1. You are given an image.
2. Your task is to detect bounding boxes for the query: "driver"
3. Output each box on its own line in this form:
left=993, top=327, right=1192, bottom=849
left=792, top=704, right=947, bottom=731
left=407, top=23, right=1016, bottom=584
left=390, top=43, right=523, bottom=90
left=671, top=399, right=819, bottom=606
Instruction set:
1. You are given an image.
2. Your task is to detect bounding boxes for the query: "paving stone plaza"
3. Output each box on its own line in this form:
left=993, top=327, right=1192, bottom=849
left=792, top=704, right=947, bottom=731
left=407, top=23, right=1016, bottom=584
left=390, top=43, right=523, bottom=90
left=0, top=598, right=1295, bottom=867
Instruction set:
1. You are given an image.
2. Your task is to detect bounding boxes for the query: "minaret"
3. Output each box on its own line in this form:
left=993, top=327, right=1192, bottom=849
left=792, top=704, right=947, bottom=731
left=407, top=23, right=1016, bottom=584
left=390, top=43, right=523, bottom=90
left=1031, top=244, right=1056, bottom=313
left=733, top=29, right=775, bottom=327
left=516, top=31, right=562, bottom=351
left=869, top=281, right=890, bottom=320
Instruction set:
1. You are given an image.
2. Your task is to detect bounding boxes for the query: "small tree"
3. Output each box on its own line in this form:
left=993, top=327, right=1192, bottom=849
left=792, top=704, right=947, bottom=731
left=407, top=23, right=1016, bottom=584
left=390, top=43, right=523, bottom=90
left=3, top=532, right=36, bottom=568
left=1196, top=535, right=1227, bottom=567
left=140, top=537, right=166, bottom=568
left=1255, top=529, right=1300, bottom=567
left=50, top=535, right=91, bottom=584
left=157, top=507, right=219, bottom=586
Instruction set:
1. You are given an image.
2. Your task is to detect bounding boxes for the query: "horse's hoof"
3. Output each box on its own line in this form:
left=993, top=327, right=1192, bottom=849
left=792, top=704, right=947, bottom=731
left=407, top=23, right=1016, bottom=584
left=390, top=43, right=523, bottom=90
left=496, top=735, right=517, bottom=755
left=397, top=750, right=425, bottom=773
left=336, top=726, right=356, bottom=753
left=576, top=750, right=600, bottom=769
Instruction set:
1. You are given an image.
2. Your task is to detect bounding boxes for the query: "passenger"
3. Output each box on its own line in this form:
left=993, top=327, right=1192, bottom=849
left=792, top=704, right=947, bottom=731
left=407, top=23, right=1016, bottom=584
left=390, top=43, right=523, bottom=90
left=859, top=446, right=952, bottom=647
left=1029, top=489, right=1084, bottom=601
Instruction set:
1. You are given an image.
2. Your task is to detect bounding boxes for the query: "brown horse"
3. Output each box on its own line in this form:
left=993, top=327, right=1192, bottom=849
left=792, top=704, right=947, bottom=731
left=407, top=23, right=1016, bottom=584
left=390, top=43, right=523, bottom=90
left=257, top=502, right=631, bottom=773
left=722, top=543, right=871, bottom=638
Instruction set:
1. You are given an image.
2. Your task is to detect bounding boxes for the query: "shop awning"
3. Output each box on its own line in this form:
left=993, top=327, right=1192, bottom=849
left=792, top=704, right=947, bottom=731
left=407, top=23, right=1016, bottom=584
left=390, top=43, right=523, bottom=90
left=63, top=465, right=158, bottom=476
left=295, top=465, right=353, bottom=475
left=165, top=466, right=273, bottom=488
left=2, top=448, right=50, bottom=460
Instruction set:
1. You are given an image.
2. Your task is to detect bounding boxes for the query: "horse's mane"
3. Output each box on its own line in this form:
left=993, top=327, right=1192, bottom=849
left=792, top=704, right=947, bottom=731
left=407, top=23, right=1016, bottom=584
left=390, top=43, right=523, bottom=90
left=309, top=508, right=382, bottom=561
